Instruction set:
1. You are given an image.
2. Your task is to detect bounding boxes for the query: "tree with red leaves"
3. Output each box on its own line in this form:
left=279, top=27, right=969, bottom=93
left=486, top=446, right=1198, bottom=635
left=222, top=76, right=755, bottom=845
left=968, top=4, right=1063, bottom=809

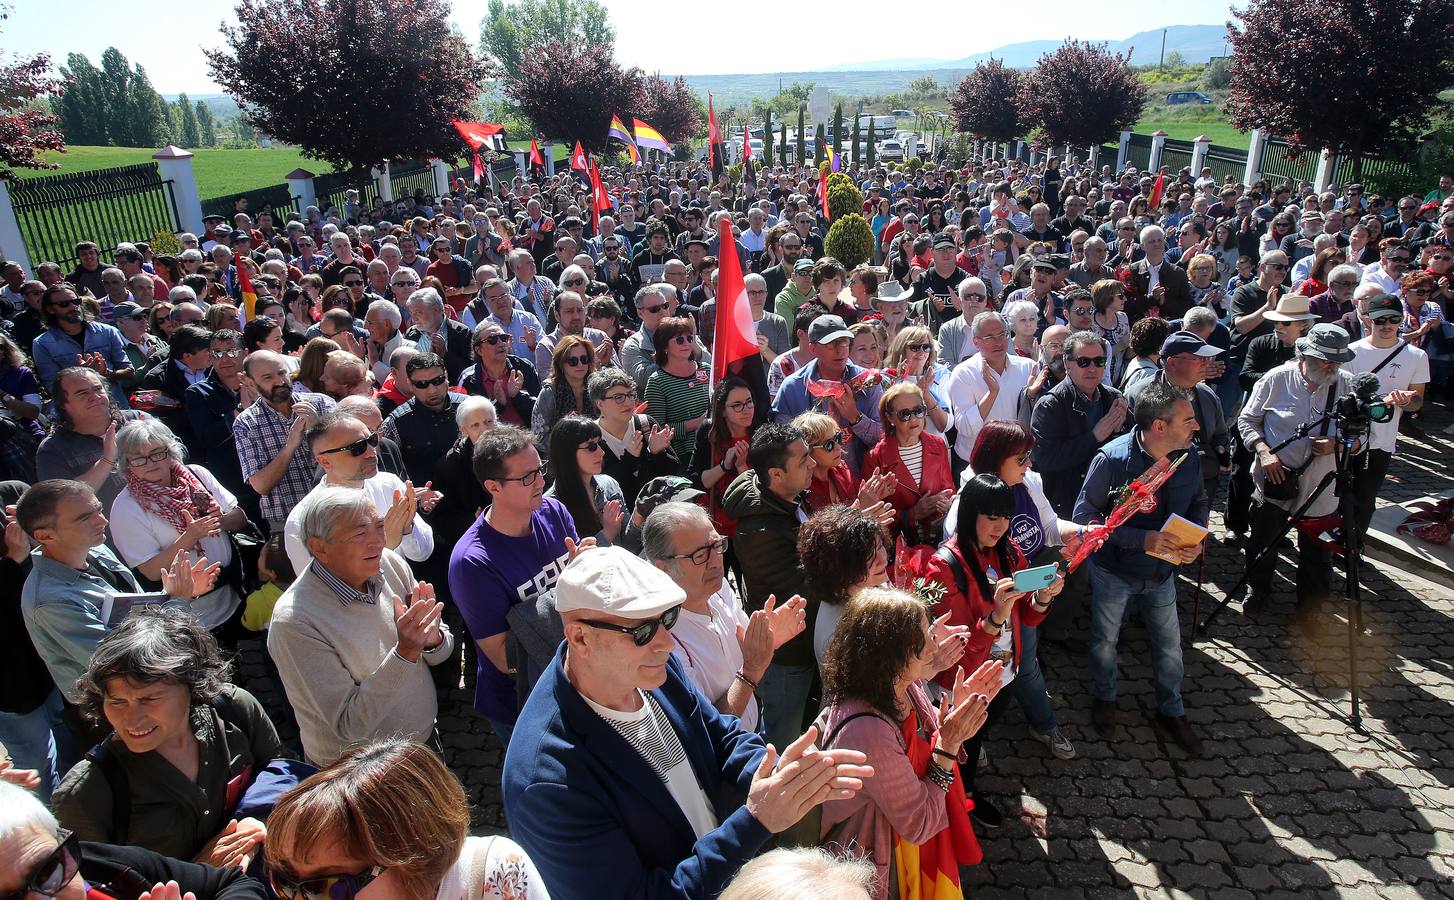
left=636, top=74, right=703, bottom=145
left=0, top=9, right=65, bottom=183
left=504, top=42, right=644, bottom=153
left=209, top=0, right=489, bottom=172
left=950, top=59, right=1027, bottom=144
left=1226, top=0, right=1454, bottom=181
left=1018, top=40, right=1147, bottom=151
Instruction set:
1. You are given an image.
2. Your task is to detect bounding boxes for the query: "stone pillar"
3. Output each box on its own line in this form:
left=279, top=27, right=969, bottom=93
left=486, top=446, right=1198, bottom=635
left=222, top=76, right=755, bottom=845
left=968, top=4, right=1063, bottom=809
left=1149, top=130, right=1168, bottom=172
left=1315, top=149, right=1336, bottom=193
left=430, top=158, right=450, bottom=197
left=1116, top=129, right=1132, bottom=171
left=153, top=145, right=203, bottom=237
left=1190, top=135, right=1211, bottom=175
left=0, top=180, right=33, bottom=273
left=544, top=142, right=555, bottom=177
left=1014, top=140, right=1024, bottom=161
left=372, top=162, right=393, bottom=203
left=514, top=150, right=527, bottom=182
left=286, top=169, right=317, bottom=213
left=1244, top=129, right=1267, bottom=185
left=1087, top=145, right=1100, bottom=168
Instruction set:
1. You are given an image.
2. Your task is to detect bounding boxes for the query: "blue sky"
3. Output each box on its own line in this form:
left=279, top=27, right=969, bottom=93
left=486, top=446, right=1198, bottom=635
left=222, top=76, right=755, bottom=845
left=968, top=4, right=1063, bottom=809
left=5, top=0, right=1238, bottom=94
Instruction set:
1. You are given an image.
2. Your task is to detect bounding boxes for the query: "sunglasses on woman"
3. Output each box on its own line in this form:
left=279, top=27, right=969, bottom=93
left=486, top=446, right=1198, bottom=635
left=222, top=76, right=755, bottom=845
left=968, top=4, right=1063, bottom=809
left=580, top=604, right=682, bottom=646
left=269, top=865, right=385, bottom=900
left=2, top=831, right=80, bottom=900
left=564, top=354, right=591, bottom=366
left=906, top=343, right=933, bottom=353
left=578, top=439, right=602, bottom=453
left=319, top=432, right=380, bottom=457
left=893, top=405, right=928, bottom=422
left=814, top=433, right=848, bottom=452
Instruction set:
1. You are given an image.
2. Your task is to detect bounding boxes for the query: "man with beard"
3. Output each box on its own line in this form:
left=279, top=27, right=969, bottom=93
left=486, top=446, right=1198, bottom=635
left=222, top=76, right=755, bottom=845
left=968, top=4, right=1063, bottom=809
left=534, top=290, right=611, bottom=372
left=233, top=349, right=335, bottom=529
left=283, top=410, right=432, bottom=572
left=185, top=328, right=256, bottom=519
left=909, top=233, right=968, bottom=335
left=1238, top=324, right=1357, bottom=633
left=1022, top=323, right=1070, bottom=417
left=31, top=285, right=133, bottom=410
left=35, top=367, right=148, bottom=512
left=760, top=231, right=803, bottom=301
left=380, top=352, right=465, bottom=487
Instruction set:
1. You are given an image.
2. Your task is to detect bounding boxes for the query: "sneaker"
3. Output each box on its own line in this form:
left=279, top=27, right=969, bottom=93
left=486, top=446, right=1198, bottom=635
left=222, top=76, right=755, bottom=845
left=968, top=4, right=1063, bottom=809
left=1155, top=713, right=1204, bottom=757
left=1032, top=727, right=1078, bottom=760
left=1092, top=699, right=1117, bottom=739
left=1242, top=591, right=1272, bottom=620
left=969, top=792, right=1003, bottom=829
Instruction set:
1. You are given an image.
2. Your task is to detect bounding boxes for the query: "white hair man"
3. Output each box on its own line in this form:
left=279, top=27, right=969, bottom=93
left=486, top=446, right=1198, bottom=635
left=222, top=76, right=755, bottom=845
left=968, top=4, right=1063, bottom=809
left=268, top=486, right=453, bottom=765
left=945, top=310, right=1038, bottom=459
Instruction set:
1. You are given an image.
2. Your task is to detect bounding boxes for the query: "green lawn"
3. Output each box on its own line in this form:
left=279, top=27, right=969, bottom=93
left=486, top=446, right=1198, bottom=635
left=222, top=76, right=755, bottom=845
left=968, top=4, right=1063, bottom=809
left=19, top=146, right=337, bottom=202
left=1135, top=118, right=1248, bottom=148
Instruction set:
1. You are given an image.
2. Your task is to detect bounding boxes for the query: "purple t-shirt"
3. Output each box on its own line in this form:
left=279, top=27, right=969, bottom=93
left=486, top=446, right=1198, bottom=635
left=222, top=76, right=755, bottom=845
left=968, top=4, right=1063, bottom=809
left=1008, top=483, right=1047, bottom=560
left=448, top=496, right=577, bottom=722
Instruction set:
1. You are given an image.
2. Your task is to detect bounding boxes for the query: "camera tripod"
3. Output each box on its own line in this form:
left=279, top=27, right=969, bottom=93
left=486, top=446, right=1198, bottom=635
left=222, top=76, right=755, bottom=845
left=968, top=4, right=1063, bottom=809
left=1195, top=415, right=1368, bottom=732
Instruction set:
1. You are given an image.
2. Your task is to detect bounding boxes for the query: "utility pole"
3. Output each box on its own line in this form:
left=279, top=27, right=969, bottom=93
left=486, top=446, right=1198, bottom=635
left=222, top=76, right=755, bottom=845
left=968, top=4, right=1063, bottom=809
left=1159, top=28, right=1167, bottom=70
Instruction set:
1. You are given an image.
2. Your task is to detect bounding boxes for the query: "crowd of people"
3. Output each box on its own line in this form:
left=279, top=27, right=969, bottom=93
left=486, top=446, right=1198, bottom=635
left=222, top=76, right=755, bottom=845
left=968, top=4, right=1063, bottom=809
left=0, top=147, right=1447, bottom=900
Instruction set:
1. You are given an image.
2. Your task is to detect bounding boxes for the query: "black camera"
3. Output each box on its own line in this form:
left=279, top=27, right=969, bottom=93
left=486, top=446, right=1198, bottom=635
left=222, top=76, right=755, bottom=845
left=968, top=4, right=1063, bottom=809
left=1331, top=372, right=1394, bottom=432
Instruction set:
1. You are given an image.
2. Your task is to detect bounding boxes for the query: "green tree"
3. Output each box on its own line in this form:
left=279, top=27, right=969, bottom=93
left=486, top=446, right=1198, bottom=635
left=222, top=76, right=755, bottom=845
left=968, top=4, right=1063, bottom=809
left=99, top=48, right=135, bottom=146
left=762, top=108, right=773, bottom=165
left=126, top=65, right=168, bottom=147
left=1162, top=50, right=1187, bottom=69
left=908, top=75, right=940, bottom=99
left=1201, top=57, right=1231, bottom=91
left=56, top=53, right=107, bottom=145
left=851, top=115, right=861, bottom=165
left=480, top=0, right=614, bottom=75
left=196, top=101, right=216, bottom=147
left=796, top=105, right=805, bottom=163
left=177, top=92, right=201, bottom=147
left=778, top=122, right=787, bottom=166
left=832, top=103, right=843, bottom=163
left=824, top=213, right=873, bottom=269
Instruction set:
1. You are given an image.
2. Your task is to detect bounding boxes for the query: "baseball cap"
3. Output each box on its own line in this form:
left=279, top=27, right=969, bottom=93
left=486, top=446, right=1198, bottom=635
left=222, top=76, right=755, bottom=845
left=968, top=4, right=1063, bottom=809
left=202, top=214, right=226, bottom=224
left=113, top=301, right=145, bottom=319
left=1365, top=294, right=1403, bottom=320
left=212, top=224, right=233, bottom=236
left=808, top=314, right=853, bottom=344
left=793, top=258, right=815, bottom=274
left=932, top=232, right=956, bottom=250
left=634, top=476, right=705, bottom=520
left=1031, top=258, right=1058, bottom=273
left=555, top=546, right=686, bottom=619
left=1160, top=330, right=1225, bottom=359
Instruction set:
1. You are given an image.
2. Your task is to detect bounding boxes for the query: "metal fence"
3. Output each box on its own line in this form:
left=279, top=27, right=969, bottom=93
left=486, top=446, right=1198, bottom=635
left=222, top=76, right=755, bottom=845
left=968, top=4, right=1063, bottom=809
left=1160, top=137, right=1195, bottom=176
left=11, top=163, right=180, bottom=269
left=1127, top=133, right=1153, bottom=171
left=201, top=182, right=300, bottom=222
left=1258, top=138, right=1319, bottom=185
left=313, top=169, right=378, bottom=216
left=1204, top=144, right=1248, bottom=183
left=390, top=162, right=434, bottom=201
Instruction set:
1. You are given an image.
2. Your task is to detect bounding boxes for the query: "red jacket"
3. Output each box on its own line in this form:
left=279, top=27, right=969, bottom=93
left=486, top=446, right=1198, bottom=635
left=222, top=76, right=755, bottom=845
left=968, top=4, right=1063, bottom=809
left=863, top=432, right=954, bottom=544
left=807, top=462, right=858, bottom=511
left=924, top=535, right=1047, bottom=689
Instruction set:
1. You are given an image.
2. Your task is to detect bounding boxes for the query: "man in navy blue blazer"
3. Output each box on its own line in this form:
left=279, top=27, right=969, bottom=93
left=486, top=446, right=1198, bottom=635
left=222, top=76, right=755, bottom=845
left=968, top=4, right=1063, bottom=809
left=503, top=546, right=873, bottom=900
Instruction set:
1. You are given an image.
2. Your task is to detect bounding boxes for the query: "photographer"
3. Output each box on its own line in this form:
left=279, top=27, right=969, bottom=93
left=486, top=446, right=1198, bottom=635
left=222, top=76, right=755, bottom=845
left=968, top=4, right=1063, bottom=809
left=1238, top=324, right=1358, bottom=631
left=1347, top=294, right=1428, bottom=535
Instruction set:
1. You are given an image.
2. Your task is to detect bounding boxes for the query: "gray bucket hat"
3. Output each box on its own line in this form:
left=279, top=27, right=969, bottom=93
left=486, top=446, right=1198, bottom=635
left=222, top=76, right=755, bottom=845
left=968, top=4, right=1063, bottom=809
left=1295, top=323, right=1355, bottom=363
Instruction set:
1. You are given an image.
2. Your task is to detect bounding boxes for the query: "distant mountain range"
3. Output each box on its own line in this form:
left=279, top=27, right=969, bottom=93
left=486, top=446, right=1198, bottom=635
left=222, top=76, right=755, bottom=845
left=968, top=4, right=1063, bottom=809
left=822, top=24, right=1229, bottom=71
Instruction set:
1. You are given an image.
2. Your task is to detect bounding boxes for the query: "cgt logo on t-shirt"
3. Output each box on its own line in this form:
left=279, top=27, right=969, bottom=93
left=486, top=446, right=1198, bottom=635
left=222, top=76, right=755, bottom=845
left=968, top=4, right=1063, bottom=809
left=1009, top=512, right=1043, bottom=555
left=516, top=551, right=572, bottom=602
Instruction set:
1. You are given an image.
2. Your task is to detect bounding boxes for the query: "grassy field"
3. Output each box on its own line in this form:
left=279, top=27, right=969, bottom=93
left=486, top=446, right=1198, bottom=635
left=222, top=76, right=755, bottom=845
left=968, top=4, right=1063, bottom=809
left=1135, top=119, right=1248, bottom=148
left=19, top=146, right=337, bottom=202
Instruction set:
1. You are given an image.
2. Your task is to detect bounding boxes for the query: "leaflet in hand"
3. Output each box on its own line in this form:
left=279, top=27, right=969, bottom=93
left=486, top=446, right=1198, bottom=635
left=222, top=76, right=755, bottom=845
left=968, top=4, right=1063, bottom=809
left=1147, top=513, right=1210, bottom=564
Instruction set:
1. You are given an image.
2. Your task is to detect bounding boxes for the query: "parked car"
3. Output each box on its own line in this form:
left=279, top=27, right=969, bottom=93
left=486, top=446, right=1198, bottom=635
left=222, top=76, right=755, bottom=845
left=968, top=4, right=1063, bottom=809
left=892, top=109, right=915, bottom=119
left=1167, top=91, right=1213, bottom=105
left=878, top=139, right=905, bottom=162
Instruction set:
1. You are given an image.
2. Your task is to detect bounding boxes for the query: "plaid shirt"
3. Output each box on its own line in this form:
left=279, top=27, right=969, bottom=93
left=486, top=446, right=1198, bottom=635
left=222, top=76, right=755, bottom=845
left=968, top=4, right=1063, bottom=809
left=233, top=388, right=334, bottom=525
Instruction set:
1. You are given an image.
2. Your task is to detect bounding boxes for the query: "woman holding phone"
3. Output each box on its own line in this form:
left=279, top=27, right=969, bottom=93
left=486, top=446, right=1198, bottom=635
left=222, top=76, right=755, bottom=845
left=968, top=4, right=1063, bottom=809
left=924, top=472, right=1064, bottom=826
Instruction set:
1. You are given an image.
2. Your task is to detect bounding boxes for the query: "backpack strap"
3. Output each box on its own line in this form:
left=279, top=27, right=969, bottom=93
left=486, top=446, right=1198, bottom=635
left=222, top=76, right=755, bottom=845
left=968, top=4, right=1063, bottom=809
left=932, top=545, right=969, bottom=598
left=86, top=738, right=131, bottom=845
left=823, top=711, right=886, bottom=750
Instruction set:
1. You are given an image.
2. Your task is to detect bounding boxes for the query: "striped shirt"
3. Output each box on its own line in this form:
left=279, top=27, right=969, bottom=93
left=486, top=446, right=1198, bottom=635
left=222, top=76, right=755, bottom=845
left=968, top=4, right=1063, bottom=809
left=644, top=365, right=711, bottom=460
left=580, top=689, right=717, bottom=839
left=308, top=559, right=379, bottom=606
left=899, top=440, right=924, bottom=486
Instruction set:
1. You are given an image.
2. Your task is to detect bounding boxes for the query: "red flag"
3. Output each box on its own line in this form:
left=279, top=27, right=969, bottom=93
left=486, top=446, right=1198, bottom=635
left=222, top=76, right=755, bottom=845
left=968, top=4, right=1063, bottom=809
left=708, top=93, right=721, bottom=173
left=471, top=151, right=484, bottom=184
left=588, top=159, right=611, bottom=233
left=819, top=167, right=831, bottom=224
left=1148, top=171, right=1166, bottom=210
left=451, top=119, right=506, bottom=151
left=742, top=127, right=753, bottom=161
left=237, top=259, right=258, bottom=321
left=711, top=218, right=760, bottom=381
left=529, top=138, right=545, bottom=169
left=570, top=141, right=588, bottom=172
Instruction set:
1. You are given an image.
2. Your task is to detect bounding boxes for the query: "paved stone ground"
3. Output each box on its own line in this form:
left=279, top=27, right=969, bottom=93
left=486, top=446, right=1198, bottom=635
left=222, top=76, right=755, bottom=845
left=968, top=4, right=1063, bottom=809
left=235, top=402, right=1454, bottom=899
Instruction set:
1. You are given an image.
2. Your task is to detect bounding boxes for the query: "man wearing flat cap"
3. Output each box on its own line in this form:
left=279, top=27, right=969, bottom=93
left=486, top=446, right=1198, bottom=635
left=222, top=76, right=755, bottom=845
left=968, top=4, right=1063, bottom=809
left=503, top=546, right=872, bottom=900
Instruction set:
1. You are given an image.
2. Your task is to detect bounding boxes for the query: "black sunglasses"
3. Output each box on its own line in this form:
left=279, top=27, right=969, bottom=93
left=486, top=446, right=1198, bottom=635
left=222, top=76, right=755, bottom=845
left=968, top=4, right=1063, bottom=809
left=343, top=279, right=364, bottom=286
left=564, top=354, right=591, bottom=366
left=475, top=333, right=509, bottom=346
left=906, top=342, right=933, bottom=353
left=814, top=433, right=848, bottom=452
left=893, top=405, right=928, bottom=422
left=579, top=439, right=602, bottom=452
left=319, top=432, right=380, bottom=457
left=269, top=864, right=385, bottom=900
left=580, top=604, right=682, bottom=646
left=3, top=831, right=80, bottom=900
left=410, top=373, right=448, bottom=389
left=1072, top=356, right=1107, bottom=369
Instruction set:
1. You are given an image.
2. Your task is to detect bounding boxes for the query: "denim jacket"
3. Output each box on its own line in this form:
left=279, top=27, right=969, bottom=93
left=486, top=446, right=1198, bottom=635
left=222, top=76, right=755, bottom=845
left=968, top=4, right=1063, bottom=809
left=1072, top=431, right=1208, bottom=584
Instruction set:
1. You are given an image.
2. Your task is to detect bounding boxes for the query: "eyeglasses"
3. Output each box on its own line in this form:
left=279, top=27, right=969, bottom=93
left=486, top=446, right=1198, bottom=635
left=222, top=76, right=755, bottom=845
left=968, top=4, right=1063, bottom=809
left=1263, top=262, right=1288, bottom=270
left=210, top=348, right=244, bottom=359
left=581, top=604, right=682, bottom=646
left=392, top=280, right=420, bottom=288
left=893, top=405, right=928, bottom=422
left=579, top=439, right=602, bottom=452
left=564, top=354, right=591, bottom=366
left=1388, top=256, right=1412, bottom=264
left=1331, top=280, right=1360, bottom=288
left=48, top=298, right=78, bottom=310
left=496, top=463, right=548, bottom=486
left=667, top=536, right=729, bottom=566
left=319, top=432, right=380, bottom=457
left=4, top=831, right=80, bottom=900
left=409, top=373, right=448, bottom=389
left=343, top=280, right=364, bottom=287
left=906, top=343, right=933, bottom=353
left=1070, top=306, right=1094, bottom=316
left=670, top=335, right=694, bottom=345
left=563, top=278, right=586, bottom=287
left=813, top=433, right=848, bottom=452
left=1015, top=449, right=1033, bottom=465
left=1406, top=287, right=1432, bottom=295
left=125, top=448, right=172, bottom=468
left=270, top=865, right=385, bottom=900
left=474, top=333, right=509, bottom=347
left=640, top=304, right=665, bottom=316
left=1071, top=355, right=1108, bottom=369
left=604, top=390, right=637, bottom=403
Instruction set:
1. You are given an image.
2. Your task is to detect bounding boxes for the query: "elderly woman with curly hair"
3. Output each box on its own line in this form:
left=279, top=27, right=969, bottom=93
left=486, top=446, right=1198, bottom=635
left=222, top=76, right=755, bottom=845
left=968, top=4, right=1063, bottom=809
left=52, top=606, right=280, bottom=868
